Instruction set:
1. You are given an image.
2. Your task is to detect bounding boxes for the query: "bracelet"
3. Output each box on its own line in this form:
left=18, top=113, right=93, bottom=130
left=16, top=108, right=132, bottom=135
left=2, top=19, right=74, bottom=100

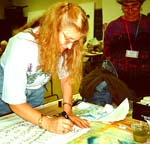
left=63, top=102, right=72, bottom=107
left=38, top=114, right=45, bottom=128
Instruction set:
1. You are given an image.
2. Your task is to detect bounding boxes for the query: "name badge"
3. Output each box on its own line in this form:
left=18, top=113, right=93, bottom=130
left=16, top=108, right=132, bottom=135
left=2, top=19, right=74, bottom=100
left=125, top=50, right=139, bottom=58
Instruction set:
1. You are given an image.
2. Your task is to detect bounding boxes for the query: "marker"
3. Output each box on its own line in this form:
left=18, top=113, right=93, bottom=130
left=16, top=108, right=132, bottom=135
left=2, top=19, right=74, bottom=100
left=61, top=111, right=70, bottom=119
left=62, top=111, right=74, bottom=122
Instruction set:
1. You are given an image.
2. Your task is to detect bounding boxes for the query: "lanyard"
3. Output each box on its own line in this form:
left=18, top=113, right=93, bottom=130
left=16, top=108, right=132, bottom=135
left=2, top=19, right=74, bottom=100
left=123, top=16, right=141, bottom=50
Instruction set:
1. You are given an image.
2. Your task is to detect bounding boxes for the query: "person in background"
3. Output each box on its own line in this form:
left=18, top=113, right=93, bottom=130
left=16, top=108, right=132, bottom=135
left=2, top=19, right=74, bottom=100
left=103, top=0, right=150, bottom=101
left=0, top=2, right=90, bottom=133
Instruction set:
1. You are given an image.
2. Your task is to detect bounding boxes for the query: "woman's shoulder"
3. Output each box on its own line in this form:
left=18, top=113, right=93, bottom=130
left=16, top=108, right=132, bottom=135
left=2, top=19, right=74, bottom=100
left=5, top=28, right=38, bottom=56
left=11, top=28, right=36, bottom=43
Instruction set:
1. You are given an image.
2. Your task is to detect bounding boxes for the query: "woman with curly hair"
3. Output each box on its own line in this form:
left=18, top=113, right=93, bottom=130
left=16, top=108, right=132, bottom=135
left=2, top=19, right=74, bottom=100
left=0, top=2, right=89, bottom=133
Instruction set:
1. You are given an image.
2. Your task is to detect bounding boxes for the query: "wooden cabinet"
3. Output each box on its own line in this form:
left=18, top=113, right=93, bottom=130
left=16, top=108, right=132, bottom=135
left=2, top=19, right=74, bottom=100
left=94, top=9, right=103, bottom=40
left=0, top=6, right=27, bottom=41
left=0, top=19, right=11, bottom=41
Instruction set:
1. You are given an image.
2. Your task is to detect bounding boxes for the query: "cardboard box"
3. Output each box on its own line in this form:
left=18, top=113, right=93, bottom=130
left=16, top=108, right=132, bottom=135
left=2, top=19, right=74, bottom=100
left=132, top=97, right=150, bottom=121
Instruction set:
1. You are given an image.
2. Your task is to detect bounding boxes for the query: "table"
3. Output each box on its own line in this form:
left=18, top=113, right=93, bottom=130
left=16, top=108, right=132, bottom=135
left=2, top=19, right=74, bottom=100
left=0, top=99, right=150, bottom=144
left=69, top=117, right=150, bottom=144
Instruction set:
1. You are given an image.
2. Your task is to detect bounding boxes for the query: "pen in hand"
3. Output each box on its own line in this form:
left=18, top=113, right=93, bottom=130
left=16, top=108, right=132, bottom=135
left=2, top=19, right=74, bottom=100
left=62, top=111, right=73, bottom=122
left=62, top=111, right=70, bottom=119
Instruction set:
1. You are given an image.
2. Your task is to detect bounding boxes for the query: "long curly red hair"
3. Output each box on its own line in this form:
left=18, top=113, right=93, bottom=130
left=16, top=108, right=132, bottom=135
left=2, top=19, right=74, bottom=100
left=16, top=2, right=89, bottom=85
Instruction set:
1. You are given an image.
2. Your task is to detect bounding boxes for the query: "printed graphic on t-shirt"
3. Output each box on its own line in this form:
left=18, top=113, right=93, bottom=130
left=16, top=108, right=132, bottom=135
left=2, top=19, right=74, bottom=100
left=26, top=63, right=49, bottom=89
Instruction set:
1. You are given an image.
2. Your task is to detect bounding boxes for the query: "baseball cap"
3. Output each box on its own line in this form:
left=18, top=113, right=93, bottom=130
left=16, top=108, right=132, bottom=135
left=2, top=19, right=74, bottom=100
left=117, top=0, right=146, bottom=4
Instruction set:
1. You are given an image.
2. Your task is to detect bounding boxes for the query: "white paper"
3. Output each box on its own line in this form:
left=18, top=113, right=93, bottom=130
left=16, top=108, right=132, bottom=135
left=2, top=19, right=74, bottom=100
left=73, top=98, right=129, bottom=123
left=73, top=102, right=113, bottom=121
left=47, top=125, right=90, bottom=144
left=99, top=98, right=129, bottom=123
left=0, top=99, right=129, bottom=144
left=0, top=114, right=90, bottom=144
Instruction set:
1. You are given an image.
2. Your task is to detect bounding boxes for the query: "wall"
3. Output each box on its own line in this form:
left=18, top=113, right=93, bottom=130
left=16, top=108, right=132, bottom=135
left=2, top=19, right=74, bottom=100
left=27, top=1, right=95, bottom=41
left=12, top=0, right=102, bottom=41
left=0, top=0, right=102, bottom=19
left=12, top=0, right=102, bottom=16
left=102, top=0, right=150, bottom=24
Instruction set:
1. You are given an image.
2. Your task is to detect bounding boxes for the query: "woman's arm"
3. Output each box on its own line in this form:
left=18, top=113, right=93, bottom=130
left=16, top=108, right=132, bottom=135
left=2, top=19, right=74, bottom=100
left=9, top=103, right=73, bottom=134
left=9, top=103, right=42, bottom=124
left=60, top=77, right=90, bottom=128
left=60, top=77, right=73, bottom=114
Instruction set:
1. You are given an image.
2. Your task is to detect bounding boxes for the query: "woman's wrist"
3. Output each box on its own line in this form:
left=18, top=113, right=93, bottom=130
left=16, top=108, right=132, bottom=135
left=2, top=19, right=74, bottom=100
left=63, top=101, right=73, bottom=115
left=38, top=114, right=46, bottom=128
left=63, top=102, right=72, bottom=107
left=37, top=114, right=51, bottom=130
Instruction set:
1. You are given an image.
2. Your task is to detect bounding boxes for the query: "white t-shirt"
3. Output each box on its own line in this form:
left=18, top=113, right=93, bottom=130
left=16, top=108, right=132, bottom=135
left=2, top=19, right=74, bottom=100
left=0, top=28, right=68, bottom=104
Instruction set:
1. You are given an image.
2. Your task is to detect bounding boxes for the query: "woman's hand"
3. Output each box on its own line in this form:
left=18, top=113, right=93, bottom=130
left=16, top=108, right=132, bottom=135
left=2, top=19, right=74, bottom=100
left=43, top=116, right=74, bottom=134
left=68, top=114, right=90, bottom=128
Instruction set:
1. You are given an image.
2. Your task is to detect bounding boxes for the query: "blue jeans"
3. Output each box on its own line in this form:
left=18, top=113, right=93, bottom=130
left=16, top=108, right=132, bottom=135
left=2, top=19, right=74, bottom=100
left=0, top=65, right=45, bottom=116
left=83, top=81, right=112, bottom=106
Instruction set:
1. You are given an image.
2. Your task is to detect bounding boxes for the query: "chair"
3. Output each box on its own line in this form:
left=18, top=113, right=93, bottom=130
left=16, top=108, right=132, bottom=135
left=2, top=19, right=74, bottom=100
left=44, top=77, right=59, bottom=100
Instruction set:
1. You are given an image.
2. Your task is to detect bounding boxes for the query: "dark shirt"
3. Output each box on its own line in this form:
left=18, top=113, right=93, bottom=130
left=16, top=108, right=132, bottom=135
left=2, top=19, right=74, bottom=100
left=103, top=15, right=150, bottom=99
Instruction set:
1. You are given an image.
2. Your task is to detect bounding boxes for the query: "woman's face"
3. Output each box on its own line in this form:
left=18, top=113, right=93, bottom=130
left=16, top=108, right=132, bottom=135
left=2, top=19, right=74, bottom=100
left=122, top=1, right=141, bottom=21
left=59, top=27, right=83, bottom=53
